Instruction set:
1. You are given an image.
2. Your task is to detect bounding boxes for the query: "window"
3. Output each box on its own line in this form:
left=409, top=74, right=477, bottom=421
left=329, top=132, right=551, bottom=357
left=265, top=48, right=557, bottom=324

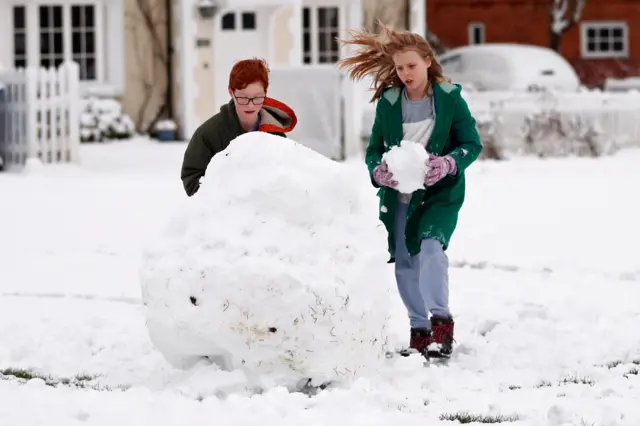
left=39, top=5, right=65, bottom=69
left=581, top=21, right=628, bottom=58
left=242, top=12, right=256, bottom=30
left=12, top=6, right=27, bottom=68
left=221, top=11, right=256, bottom=31
left=222, top=12, right=235, bottom=30
left=11, top=3, right=100, bottom=81
left=302, top=6, right=340, bottom=65
left=468, top=22, right=485, bottom=45
left=72, top=5, right=96, bottom=80
left=303, top=8, right=311, bottom=64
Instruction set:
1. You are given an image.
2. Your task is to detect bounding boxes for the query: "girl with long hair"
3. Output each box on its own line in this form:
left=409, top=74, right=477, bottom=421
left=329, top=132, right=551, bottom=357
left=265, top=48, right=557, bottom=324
left=338, top=25, right=483, bottom=358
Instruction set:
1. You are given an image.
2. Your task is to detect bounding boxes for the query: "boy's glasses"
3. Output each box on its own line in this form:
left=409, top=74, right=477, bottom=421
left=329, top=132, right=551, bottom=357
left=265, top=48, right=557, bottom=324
left=233, top=94, right=266, bottom=105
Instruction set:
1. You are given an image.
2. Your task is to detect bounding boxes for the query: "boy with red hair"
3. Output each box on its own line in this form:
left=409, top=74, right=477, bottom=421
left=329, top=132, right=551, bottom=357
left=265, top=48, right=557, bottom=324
left=180, top=58, right=298, bottom=196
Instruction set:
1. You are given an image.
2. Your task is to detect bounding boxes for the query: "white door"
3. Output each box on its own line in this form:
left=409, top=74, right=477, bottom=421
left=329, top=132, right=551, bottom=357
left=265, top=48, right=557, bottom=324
left=214, top=9, right=266, bottom=111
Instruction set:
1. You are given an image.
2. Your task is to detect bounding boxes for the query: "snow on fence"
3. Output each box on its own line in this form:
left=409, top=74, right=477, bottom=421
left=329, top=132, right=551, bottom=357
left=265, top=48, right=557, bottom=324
left=0, top=61, right=80, bottom=169
left=361, top=89, right=640, bottom=159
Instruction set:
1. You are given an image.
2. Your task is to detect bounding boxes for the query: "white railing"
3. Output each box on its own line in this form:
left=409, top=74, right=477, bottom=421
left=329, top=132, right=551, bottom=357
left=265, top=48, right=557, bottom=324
left=0, top=61, right=80, bottom=169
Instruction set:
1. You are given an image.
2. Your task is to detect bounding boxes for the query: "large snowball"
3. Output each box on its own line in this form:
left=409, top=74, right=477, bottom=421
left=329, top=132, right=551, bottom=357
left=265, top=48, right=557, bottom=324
left=140, top=132, right=391, bottom=390
left=382, top=140, right=430, bottom=194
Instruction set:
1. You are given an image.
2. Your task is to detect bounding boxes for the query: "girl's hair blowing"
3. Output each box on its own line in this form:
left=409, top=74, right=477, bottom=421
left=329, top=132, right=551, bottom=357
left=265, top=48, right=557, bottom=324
left=337, top=23, right=449, bottom=102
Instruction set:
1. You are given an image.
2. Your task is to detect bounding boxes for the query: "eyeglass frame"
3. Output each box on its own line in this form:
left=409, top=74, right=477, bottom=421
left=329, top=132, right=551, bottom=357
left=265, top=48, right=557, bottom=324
left=232, top=92, right=266, bottom=105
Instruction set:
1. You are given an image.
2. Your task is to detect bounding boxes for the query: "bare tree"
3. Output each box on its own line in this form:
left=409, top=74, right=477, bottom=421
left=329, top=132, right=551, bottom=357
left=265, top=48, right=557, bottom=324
left=125, top=0, right=174, bottom=134
left=363, top=0, right=406, bottom=33
left=362, top=0, right=447, bottom=55
left=549, top=0, right=588, bottom=52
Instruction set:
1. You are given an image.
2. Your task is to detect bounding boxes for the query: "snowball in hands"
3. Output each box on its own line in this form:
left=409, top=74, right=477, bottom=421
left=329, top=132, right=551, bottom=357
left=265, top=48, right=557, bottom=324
left=382, top=140, right=430, bottom=194
left=140, top=132, right=391, bottom=388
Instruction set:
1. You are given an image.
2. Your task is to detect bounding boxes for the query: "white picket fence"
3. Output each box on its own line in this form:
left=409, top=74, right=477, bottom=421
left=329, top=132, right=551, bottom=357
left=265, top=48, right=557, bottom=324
left=0, top=61, right=80, bottom=169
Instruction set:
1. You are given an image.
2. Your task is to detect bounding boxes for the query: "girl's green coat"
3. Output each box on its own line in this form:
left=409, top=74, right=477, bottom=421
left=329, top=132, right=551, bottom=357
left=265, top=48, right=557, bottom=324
left=366, top=82, right=483, bottom=262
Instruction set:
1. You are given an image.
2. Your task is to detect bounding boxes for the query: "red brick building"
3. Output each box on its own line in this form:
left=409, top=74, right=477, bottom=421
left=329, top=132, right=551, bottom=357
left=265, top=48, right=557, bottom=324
left=426, top=0, right=639, bottom=87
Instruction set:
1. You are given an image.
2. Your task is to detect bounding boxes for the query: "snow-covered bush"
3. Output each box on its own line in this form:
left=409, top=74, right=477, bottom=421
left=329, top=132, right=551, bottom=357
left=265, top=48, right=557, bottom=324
left=458, top=90, right=635, bottom=158
left=469, top=99, right=503, bottom=160
left=80, top=97, right=135, bottom=142
left=522, top=109, right=616, bottom=157
left=476, top=115, right=503, bottom=160
left=139, top=132, right=391, bottom=390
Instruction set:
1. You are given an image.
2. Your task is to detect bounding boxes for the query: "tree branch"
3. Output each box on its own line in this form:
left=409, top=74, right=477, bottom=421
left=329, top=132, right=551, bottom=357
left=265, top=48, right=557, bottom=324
left=549, top=0, right=588, bottom=51
left=127, top=0, right=171, bottom=132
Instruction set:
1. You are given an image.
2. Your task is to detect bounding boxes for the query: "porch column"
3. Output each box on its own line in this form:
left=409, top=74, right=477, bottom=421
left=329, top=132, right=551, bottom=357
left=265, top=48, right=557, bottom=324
left=289, top=0, right=303, bottom=65
left=178, top=0, right=196, bottom=139
left=341, top=0, right=363, bottom=159
left=409, top=0, right=426, bottom=37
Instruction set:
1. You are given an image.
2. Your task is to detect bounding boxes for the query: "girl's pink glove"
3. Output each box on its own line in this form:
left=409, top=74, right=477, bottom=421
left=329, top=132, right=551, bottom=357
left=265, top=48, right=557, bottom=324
left=425, top=154, right=457, bottom=186
left=373, top=161, right=398, bottom=188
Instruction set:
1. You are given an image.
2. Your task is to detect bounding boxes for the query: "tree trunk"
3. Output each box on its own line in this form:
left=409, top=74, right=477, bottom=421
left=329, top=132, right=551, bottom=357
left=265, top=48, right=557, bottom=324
left=549, top=30, right=562, bottom=52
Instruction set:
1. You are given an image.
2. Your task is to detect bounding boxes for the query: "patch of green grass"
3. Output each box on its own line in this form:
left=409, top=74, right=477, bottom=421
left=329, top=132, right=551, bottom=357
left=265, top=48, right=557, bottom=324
left=1, top=368, right=38, bottom=381
left=623, top=367, right=639, bottom=379
left=0, top=367, right=126, bottom=391
left=535, top=380, right=552, bottom=388
left=439, top=412, right=519, bottom=424
left=1, top=368, right=58, bottom=386
left=558, top=374, right=595, bottom=387
left=598, top=358, right=640, bottom=369
left=508, top=385, right=521, bottom=390
left=606, top=360, right=623, bottom=369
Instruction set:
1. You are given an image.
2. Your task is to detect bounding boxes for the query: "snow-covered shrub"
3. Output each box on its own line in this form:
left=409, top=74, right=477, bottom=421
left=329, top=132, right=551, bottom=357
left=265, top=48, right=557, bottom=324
left=80, top=97, right=135, bottom=142
left=139, top=132, right=391, bottom=390
left=473, top=103, right=503, bottom=160
left=461, top=90, right=630, bottom=158
left=522, top=109, right=616, bottom=158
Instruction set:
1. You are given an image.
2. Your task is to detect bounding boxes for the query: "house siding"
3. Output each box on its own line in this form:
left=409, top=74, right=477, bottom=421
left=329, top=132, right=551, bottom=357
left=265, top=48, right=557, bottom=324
left=426, top=0, right=640, bottom=87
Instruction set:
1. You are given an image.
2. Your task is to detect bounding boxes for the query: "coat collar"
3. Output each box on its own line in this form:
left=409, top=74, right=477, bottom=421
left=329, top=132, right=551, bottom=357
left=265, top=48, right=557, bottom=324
left=382, top=81, right=459, bottom=155
left=381, top=81, right=459, bottom=105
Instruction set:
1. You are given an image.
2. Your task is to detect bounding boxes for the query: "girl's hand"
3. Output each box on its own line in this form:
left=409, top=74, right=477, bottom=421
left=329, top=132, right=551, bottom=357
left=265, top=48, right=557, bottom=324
left=373, top=161, right=398, bottom=188
left=425, top=154, right=457, bottom=186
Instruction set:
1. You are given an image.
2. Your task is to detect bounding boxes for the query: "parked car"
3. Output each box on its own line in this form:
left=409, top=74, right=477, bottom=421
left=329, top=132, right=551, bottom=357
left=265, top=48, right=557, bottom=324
left=437, top=43, right=581, bottom=92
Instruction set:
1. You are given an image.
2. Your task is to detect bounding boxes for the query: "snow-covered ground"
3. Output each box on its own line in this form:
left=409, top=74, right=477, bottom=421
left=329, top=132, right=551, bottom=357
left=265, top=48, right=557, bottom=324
left=1, top=137, right=639, bottom=425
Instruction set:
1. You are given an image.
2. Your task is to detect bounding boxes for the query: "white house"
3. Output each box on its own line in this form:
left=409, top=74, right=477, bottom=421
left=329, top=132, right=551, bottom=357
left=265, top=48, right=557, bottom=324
left=177, top=0, right=426, bottom=159
left=0, top=0, right=125, bottom=96
left=0, top=0, right=427, bottom=161
left=175, top=0, right=369, bottom=159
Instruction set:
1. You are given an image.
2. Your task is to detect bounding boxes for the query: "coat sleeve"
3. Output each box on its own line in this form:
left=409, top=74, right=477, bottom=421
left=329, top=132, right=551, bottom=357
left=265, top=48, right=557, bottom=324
left=448, top=93, right=483, bottom=174
left=365, top=101, right=386, bottom=188
left=180, top=126, right=216, bottom=196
